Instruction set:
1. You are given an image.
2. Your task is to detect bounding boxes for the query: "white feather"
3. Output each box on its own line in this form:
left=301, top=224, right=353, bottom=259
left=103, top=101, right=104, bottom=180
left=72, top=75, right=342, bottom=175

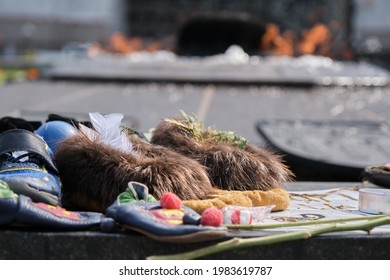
left=79, top=123, right=98, bottom=140
left=86, top=112, right=135, bottom=154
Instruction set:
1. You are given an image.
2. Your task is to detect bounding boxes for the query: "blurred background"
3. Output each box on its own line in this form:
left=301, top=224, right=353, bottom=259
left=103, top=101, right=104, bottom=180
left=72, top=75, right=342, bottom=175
left=1, top=0, right=390, bottom=182
left=0, top=0, right=389, bottom=65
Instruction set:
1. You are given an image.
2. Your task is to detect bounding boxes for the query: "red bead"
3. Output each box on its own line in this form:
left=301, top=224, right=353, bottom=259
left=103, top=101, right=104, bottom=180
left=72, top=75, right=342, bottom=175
left=160, top=192, right=182, bottom=209
left=200, top=207, right=223, bottom=227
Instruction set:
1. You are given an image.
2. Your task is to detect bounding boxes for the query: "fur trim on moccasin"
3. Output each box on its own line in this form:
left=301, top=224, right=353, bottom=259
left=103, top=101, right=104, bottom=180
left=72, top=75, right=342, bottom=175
left=151, top=115, right=293, bottom=192
left=55, top=132, right=214, bottom=212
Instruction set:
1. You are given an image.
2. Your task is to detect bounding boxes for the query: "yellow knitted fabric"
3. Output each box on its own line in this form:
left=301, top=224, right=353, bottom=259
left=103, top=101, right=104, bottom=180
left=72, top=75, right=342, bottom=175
left=183, top=188, right=290, bottom=214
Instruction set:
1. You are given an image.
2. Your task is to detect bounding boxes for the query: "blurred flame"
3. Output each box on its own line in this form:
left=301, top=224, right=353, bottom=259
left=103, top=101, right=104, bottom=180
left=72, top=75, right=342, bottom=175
left=259, top=22, right=350, bottom=59
left=261, top=23, right=294, bottom=56
left=109, top=32, right=142, bottom=53
left=102, top=32, right=163, bottom=55
left=298, top=23, right=331, bottom=55
left=100, top=23, right=352, bottom=60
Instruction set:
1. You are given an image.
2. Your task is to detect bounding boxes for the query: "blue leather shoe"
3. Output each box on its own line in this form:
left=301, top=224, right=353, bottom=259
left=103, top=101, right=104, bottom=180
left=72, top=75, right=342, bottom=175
left=106, top=182, right=227, bottom=243
left=0, top=129, right=62, bottom=206
left=0, top=179, right=103, bottom=230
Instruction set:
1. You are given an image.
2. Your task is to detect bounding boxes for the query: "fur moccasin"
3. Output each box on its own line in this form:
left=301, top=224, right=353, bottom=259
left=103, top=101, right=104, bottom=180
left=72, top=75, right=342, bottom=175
left=151, top=112, right=293, bottom=192
left=55, top=113, right=214, bottom=212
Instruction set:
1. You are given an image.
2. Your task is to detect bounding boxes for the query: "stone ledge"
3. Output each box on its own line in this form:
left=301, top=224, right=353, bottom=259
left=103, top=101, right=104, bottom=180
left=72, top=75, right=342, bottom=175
left=1, top=229, right=389, bottom=260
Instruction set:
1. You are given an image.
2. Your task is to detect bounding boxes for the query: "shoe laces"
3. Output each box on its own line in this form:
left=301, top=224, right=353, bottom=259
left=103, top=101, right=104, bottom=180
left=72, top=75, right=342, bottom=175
left=0, top=151, right=44, bottom=169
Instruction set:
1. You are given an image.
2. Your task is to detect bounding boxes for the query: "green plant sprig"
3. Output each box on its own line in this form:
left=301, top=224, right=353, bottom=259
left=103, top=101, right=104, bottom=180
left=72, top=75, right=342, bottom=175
left=226, top=214, right=388, bottom=230
left=147, top=215, right=390, bottom=260
left=164, top=110, right=248, bottom=149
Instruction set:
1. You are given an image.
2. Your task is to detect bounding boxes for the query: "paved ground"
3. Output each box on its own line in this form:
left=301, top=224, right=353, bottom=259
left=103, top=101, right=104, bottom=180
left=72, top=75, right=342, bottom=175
left=1, top=79, right=390, bottom=145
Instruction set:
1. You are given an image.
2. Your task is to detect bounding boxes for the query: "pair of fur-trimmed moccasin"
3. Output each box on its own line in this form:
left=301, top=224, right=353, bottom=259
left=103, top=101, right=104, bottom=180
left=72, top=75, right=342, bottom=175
left=55, top=112, right=293, bottom=213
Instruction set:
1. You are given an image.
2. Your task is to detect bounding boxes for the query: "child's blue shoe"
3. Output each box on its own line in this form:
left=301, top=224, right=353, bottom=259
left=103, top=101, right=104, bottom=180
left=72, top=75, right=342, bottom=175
left=0, top=129, right=61, bottom=206
left=0, top=179, right=103, bottom=230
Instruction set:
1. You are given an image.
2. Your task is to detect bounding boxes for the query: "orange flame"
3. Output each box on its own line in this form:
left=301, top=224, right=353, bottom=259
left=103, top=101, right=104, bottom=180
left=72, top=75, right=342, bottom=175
left=261, top=23, right=294, bottom=56
left=105, top=32, right=164, bottom=54
left=261, top=23, right=338, bottom=58
left=109, top=32, right=142, bottom=53
left=103, top=23, right=351, bottom=60
left=298, top=23, right=331, bottom=55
